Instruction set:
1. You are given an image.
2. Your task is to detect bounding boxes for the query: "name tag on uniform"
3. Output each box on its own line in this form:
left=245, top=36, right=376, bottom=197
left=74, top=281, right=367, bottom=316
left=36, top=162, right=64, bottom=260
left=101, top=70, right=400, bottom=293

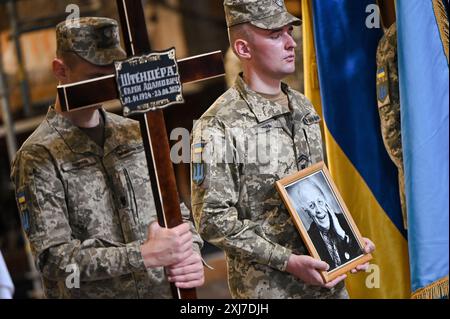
left=302, top=113, right=321, bottom=125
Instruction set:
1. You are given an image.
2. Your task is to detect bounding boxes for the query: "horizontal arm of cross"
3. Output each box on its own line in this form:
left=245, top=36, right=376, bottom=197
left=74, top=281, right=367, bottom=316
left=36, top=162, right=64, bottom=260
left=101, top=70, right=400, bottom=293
left=57, top=51, right=224, bottom=112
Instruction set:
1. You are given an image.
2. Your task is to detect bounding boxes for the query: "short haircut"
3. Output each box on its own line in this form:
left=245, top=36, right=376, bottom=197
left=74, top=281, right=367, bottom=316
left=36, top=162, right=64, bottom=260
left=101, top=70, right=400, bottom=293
left=228, top=23, right=253, bottom=55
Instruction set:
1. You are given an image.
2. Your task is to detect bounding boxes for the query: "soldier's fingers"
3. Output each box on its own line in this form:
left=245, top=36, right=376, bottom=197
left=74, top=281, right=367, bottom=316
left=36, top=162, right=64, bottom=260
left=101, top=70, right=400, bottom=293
left=167, top=262, right=203, bottom=277
left=324, top=274, right=347, bottom=289
left=356, top=263, right=370, bottom=271
left=168, top=271, right=203, bottom=283
left=173, top=238, right=192, bottom=255
left=167, top=253, right=199, bottom=272
left=172, top=223, right=191, bottom=236
left=174, top=278, right=205, bottom=289
left=363, top=238, right=375, bottom=253
left=148, top=221, right=161, bottom=234
left=173, top=248, right=194, bottom=265
left=309, top=258, right=329, bottom=272
left=178, top=229, right=193, bottom=243
left=173, top=231, right=193, bottom=249
left=310, top=271, right=325, bottom=286
left=170, top=252, right=201, bottom=269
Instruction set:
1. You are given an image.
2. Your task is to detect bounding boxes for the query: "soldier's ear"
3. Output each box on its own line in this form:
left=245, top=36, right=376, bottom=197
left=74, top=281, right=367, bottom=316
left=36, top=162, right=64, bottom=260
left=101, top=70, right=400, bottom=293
left=52, top=58, right=69, bottom=83
left=234, top=39, right=251, bottom=60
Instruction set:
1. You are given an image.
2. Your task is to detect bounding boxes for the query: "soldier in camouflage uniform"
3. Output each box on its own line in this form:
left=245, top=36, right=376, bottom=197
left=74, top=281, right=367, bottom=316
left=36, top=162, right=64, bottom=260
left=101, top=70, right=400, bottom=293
left=376, top=22, right=407, bottom=229
left=10, top=17, right=204, bottom=298
left=191, top=0, right=375, bottom=299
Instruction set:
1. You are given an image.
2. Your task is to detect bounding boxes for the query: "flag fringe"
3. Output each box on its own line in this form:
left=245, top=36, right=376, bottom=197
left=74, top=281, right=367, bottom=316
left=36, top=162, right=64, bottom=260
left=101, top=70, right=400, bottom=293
left=431, top=0, right=449, bottom=64
left=411, top=276, right=449, bottom=299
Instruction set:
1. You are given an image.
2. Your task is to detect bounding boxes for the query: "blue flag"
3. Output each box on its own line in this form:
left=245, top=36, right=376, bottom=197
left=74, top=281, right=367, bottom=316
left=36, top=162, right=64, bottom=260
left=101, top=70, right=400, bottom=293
left=396, top=0, right=449, bottom=298
left=312, top=0, right=410, bottom=297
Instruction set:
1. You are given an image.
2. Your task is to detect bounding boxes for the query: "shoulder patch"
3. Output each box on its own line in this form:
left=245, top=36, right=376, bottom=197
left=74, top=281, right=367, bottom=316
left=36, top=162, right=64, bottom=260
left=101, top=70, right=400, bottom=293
left=192, top=143, right=206, bottom=186
left=377, top=65, right=391, bottom=108
left=16, top=191, right=31, bottom=234
left=193, top=143, right=205, bottom=155
left=192, top=163, right=206, bottom=186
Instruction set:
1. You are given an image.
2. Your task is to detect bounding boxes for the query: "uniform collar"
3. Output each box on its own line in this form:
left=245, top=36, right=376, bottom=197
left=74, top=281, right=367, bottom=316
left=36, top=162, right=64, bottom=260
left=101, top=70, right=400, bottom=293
left=234, top=74, right=291, bottom=123
left=46, top=106, right=120, bottom=157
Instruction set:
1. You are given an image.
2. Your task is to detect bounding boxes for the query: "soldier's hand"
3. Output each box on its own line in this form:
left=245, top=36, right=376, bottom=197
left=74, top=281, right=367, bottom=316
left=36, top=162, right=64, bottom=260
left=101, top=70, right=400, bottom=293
left=362, top=237, right=375, bottom=254
left=166, top=251, right=205, bottom=289
left=285, top=254, right=347, bottom=289
left=350, top=237, right=375, bottom=274
left=140, top=222, right=193, bottom=268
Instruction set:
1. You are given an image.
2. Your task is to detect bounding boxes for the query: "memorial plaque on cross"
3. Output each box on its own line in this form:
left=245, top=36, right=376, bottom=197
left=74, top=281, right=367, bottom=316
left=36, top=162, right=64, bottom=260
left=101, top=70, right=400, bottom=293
left=57, top=0, right=225, bottom=299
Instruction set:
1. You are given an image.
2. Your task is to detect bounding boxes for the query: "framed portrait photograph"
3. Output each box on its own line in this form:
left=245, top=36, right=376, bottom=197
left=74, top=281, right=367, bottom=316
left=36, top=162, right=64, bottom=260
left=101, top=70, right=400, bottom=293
left=275, top=162, right=372, bottom=283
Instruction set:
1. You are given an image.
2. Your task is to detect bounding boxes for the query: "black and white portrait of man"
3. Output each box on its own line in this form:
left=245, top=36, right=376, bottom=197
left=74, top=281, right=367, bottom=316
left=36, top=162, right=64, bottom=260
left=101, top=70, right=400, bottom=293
left=286, top=172, right=363, bottom=271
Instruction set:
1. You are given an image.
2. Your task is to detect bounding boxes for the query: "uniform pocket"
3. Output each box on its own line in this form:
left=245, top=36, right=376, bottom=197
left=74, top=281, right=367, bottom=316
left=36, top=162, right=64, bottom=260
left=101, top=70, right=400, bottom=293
left=246, top=122, right=285, bottom=175
left=116, top=144, right=145, bottom=159
left=110, top=167, right=146, bottom=242
left=299, top=113, right=323, bottom=166
left=123, top=168, right=139, bottom=224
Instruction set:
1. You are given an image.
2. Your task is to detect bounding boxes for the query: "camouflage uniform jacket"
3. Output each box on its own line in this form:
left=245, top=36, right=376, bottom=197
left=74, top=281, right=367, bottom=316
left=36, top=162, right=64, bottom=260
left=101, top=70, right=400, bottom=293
left=11, top=107, right=202, bottom=299
left=191, top=75, right=348, bottom=299
left=376, top=23, right=407, bottom=229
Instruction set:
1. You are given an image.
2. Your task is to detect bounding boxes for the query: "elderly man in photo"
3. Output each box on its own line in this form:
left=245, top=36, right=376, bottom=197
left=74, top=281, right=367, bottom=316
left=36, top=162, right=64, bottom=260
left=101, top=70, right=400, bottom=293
left=297, top=180, right=362, bottom=270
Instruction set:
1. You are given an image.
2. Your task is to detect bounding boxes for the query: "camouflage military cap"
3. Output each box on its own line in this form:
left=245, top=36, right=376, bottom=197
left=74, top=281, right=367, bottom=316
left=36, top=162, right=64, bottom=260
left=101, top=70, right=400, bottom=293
left=56, top=17, right=126, bottom=66
left=224, top=0, right=301, bottom=30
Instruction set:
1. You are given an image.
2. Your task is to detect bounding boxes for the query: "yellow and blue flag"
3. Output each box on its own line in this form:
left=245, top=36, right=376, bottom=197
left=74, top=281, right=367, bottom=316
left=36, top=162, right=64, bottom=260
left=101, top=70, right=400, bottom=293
left=396, top=0, right=449, bottom=299
left=308, top=0, right=410, bottom=298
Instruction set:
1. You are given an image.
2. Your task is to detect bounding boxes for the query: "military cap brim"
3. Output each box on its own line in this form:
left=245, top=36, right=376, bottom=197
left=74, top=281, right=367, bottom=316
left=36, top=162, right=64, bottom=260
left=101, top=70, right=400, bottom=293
left=73, top=47, right=127, bottom=66
left=248, top=10, right=301, bottom=30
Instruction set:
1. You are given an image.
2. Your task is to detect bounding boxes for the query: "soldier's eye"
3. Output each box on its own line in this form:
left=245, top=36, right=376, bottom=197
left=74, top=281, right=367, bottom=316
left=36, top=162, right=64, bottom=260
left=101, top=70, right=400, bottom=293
left=270, top=32, right=282, bottom=39
left=309, top=203, right=315, bottom=209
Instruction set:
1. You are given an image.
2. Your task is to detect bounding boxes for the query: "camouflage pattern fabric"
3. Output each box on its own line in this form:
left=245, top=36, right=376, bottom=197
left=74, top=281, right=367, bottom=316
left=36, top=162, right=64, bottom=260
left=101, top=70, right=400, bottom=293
left=56, top=17, right=126, bottom=66
left=376, top=23, right=407, bottom=229
left=191, top=75, right=348, bottom=299
left=11, top=107, right=202, bottom=299
left=224, top=0, right=301, bottom=30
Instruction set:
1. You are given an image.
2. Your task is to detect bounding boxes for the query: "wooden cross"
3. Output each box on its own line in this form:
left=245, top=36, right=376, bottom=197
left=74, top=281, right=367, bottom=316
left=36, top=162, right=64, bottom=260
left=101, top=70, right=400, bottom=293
left=57, top=0, right=225, bottom=299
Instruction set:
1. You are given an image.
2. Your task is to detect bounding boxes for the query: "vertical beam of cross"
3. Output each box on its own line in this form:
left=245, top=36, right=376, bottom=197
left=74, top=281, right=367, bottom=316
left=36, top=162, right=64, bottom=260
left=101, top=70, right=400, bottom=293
left=116, top=0, right=196, bottom=300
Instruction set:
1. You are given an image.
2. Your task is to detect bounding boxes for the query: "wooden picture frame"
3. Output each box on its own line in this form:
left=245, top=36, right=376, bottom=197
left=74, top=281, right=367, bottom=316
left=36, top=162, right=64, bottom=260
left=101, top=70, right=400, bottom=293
left=275, top=162, right=372, bottom=283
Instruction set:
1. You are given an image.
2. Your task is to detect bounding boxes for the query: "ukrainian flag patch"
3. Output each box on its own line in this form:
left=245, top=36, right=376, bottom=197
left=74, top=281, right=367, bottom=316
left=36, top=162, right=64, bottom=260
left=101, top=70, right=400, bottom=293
left=18, top=192, right=26, bottom=204
left=376, top=65, right=390, bottom=108
left=17, top=191, right=31, bottom=234
left=193, top=143, right=205, bottom=154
